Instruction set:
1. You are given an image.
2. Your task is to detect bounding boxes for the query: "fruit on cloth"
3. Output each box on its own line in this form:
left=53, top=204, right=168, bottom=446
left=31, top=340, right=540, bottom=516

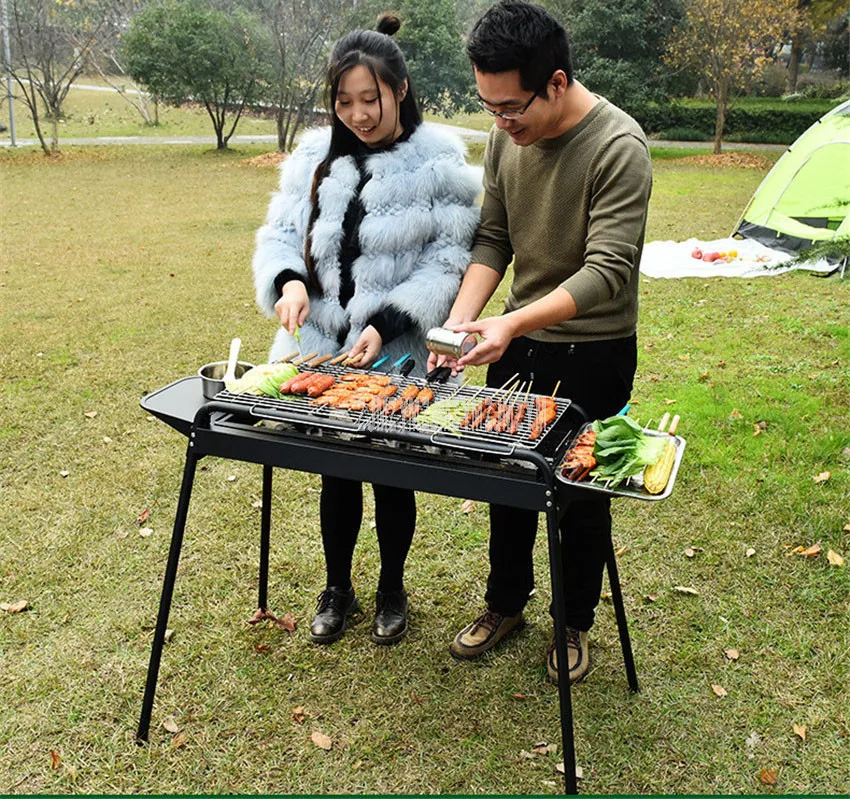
left=691, top=248, right=703, bottom=259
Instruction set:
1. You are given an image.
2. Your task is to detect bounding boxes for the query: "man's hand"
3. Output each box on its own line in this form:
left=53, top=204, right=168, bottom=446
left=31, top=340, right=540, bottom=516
left=426, top=319, right=465, bottom=375
left=347, top=325, right=382, bottom=368
left=454, top=315, right=517, bottom=368
left=274, top=280, right=310, bottom=334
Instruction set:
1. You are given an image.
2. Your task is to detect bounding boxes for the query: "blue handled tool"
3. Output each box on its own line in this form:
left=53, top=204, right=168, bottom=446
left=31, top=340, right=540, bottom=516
left=392, top=353, right=411, bottom=370
left=372, top=355, right=390, bottom=370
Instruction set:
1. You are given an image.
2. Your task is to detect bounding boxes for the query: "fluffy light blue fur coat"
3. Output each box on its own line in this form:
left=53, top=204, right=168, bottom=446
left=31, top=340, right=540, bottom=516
left=253, top=124, right=481, bottom=374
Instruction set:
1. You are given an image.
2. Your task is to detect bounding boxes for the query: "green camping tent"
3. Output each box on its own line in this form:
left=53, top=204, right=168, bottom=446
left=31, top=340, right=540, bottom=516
left=735, top=99, right=850, bottom=253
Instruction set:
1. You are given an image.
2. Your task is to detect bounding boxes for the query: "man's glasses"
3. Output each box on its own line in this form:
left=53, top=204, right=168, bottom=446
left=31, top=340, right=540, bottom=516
left=478, top=83, right=548, bottom=120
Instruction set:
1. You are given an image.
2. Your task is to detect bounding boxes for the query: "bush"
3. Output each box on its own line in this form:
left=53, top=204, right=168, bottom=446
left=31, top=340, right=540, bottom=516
left=626, top=99, right=833, bottom=142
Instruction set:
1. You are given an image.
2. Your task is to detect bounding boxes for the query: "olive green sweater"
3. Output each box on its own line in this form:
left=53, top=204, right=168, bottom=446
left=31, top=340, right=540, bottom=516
left=470, top=99, right=652, bottom=342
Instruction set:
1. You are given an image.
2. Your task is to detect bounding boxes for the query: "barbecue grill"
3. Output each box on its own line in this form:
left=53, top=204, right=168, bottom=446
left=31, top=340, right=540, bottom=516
left=135, top=362, right=685, bottom=794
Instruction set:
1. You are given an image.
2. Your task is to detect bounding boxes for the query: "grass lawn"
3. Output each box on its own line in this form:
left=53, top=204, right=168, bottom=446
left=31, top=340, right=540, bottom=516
left=1, top=142, right=849, bottom=795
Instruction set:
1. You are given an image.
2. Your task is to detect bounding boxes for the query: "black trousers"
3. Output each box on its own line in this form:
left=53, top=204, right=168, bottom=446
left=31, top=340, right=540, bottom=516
left=484, top=335, right=637, bottom=630
left=320, top=476, right=416, bottom=593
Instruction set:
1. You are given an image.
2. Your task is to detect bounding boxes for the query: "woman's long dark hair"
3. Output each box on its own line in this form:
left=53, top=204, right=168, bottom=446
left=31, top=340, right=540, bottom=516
left=303, top=13, right=422, bottom=294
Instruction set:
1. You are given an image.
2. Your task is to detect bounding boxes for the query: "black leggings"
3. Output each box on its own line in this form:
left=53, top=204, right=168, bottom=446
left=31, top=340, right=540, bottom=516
left=484, top=335, right=637, bottom=630
left=320, top=476, right=416, bottom=593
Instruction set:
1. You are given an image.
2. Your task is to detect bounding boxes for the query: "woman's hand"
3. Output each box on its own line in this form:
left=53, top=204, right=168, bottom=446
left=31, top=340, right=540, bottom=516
left=274, top=280, right=310, bottom=334
left=347, top=325, right=383, bottom=368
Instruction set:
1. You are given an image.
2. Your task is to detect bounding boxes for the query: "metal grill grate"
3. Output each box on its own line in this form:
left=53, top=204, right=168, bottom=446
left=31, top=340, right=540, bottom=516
left=214, top=364, right=574, bottom=455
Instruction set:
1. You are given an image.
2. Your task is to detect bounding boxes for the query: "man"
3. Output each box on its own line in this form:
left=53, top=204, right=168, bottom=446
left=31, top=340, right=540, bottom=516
left=430, top=0, right=652, bottom=684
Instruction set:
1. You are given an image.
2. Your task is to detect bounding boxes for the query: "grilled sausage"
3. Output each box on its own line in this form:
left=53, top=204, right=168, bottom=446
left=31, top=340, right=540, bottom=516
left=400, top=384, right=420, bottom=402
left=416, top=387, right=435, bottom=406
left=307, top=374, right=336, bottom=397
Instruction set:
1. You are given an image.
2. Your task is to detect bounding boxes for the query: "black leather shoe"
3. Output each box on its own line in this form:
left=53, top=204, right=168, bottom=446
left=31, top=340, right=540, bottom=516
left=310, top=586, right=359, bottom=644
left=371, top=589, right=409, bottom=645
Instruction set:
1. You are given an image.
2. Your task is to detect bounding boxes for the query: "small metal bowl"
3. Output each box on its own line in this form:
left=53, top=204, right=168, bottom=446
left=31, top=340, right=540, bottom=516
left=198, top=360, right=255, bottom=399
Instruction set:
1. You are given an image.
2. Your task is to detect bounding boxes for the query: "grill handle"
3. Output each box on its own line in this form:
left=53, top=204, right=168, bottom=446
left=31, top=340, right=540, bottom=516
left=429, top=432, right=517, bottom=457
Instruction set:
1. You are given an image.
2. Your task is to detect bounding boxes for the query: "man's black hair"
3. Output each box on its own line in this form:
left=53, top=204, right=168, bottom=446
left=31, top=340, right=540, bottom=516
left=467, top=0, right=573, bottom=95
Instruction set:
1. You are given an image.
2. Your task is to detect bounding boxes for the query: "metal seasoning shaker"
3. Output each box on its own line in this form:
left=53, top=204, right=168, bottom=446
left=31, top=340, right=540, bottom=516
left=425, top=327, right=478, bottom=359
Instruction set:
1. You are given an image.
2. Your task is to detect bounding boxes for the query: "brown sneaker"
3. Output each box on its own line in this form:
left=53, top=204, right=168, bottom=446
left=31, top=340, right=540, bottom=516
left=546, top=627, right=589, bottom=684
left=449, top=609, right=525, bottom=659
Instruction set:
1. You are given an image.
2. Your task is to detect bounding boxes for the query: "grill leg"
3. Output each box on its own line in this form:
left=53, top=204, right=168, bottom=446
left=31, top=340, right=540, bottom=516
left=258, top=465, right=273, bottom=611
left=136, top=448, right=199, bottom=743
left=606, top=537, right=639, bottom=693
left=546, top=503, right=578, bottom=795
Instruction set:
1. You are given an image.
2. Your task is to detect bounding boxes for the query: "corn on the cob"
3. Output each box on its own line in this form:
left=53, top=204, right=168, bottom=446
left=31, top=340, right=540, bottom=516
left=644, top=440, right=676, bottom=494
left=644, top=413, right=679, bottom=494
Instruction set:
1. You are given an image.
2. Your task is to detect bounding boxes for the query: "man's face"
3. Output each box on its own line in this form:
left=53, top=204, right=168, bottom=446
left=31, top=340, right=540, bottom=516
left=474, top=68, right=555, bottom=146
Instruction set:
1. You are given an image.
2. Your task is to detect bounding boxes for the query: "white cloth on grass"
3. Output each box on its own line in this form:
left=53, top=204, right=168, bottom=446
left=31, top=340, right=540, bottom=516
left=639, top=237, right=833, bottom=279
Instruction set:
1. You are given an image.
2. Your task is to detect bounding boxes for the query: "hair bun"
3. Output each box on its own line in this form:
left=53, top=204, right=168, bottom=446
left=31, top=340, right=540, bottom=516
left=376, top=12, right=401, bottom=36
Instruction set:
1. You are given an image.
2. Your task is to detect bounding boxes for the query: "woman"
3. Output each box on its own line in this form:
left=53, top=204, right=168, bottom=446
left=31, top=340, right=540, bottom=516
left=252, top=14, right=480, bottom=646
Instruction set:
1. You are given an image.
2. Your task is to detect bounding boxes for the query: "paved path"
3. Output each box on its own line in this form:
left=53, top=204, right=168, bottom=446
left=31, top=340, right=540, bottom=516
left=0, top=130, right=787, bottom=150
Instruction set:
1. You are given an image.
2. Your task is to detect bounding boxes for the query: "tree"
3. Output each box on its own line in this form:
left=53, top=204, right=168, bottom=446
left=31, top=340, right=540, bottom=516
left=541, top=0, right=687, bottom=107
left=666, top=0, right=797, bottom=153
left=785, top=0, right=846, bottom=92
left=79, top=0, right=159, bottom=126
left=393, top=0, right=475, bottom=115
left=253, top=0, right=363, bottom=153
left=6, top=0, right=116, bottom=155
left=122, top=0, right=271, bottom=149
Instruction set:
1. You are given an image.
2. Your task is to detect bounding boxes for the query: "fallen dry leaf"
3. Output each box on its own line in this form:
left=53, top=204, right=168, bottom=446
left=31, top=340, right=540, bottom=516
left=519, top=749, right=536, bottom=760
left=1, top=600, right=28, bottom=613
left=311, top=730, right=333, bottom=750
left=292, top=706, right=306, bottom=724
left=614, top=545, right=628, bottom=557
left=276, top=613, right=297, bottom=632
left=138, top=508, right=150, bottom=525
left=800, top=543, right=822, bottom=558
left=673, top=586, right=699, bottom=595
left=753, top=420, right=767, bottom=436
left=555, top=763, right=583, bottom=779
left=759, top=767, right=778, bottom=786
left=532, top=742, right=557, bottom=755
left=59, top=470, right=70, bottom=478
left=645, top=593, right=658, bottom=602
left=512, top=693, right=528, bottom=700
left=461, top=499, right=476, bottom=514
left=254, top=642, right=271, bottom=654
left=49, top=750, right=61, bottom=770
left=712, top=684, right=728, bottom=697
left=785, top=545, right=804, bottom=557
left=139, top=527, right=153, bottom=538
left=812, top=471, right=830, bottom=484
left=746, top=547, right=756, bottom=558
left=247, top=608, right=274, bottom=625
left=162, top=716, right=180, bottom=733
left=729, top=408, right=742, bottom=420
left=724, top=648, right=740, bottom=661
left=171, top=732, right=187, bottom=749
left=827, top=550, right=845, bottom=567
left=83, top=411, right=98, bottom=419
left=684, top=547, right=695, bottom=558
left=793, top=723, right=806, bottom=741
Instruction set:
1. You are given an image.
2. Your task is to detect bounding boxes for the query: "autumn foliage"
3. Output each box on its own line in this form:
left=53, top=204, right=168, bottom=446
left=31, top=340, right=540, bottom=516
left=665, top=0, right=797, bottom=152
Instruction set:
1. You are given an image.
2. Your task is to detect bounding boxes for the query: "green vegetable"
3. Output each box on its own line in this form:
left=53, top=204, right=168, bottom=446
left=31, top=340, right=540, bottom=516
left=293, top=326, right=301, bottom=342
left=226, top=362, right=298, bottom=397
left=589, top=415, right=667, bottom=487
left=417, top=398, right=476, bottom=429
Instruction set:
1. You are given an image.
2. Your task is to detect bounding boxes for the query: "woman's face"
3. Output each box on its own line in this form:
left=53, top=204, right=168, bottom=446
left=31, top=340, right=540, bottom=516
left=335, top=64, right=405, bottom=147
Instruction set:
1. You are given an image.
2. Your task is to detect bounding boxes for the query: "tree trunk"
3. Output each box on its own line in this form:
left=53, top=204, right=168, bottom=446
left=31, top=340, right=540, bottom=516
left=785, top=39, right=802, bottom=93
left=713, top=82, right=727, bottom=154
